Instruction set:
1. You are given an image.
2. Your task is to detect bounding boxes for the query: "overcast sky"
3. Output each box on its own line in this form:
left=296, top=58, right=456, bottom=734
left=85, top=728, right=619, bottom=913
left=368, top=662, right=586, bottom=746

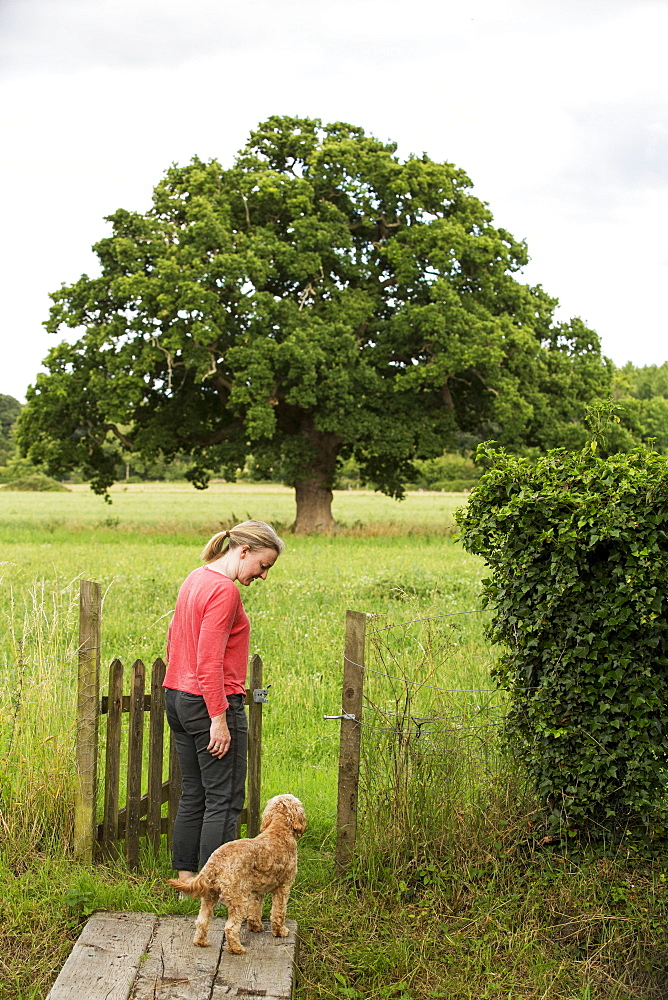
left=1, top=0, right=666, bottom=402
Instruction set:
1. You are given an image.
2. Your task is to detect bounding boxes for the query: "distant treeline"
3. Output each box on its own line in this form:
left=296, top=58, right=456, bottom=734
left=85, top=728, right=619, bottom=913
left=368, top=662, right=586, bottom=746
left=610, top=361, right=668, bottom=453
left=3, top=361, right=668, bottom=491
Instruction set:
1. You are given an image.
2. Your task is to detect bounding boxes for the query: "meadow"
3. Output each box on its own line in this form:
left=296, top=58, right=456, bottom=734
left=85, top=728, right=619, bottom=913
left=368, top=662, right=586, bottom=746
left=0, top=485, right=666, bottom=999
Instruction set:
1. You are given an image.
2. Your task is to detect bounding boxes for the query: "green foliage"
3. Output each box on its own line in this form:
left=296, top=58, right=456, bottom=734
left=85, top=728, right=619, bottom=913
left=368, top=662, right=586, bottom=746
left=456, top=439, right=668, bottom=835
left=616, top=396, right=668, bottom=453
left=0, top=454, right=54, bottom=486
left=334, top=455, right=362, bottom=490
left=0, top=474, right=69, bottom=492
left=618, top=361, right=668, bottom=401
left=237, top=452, right=284, bottom=483
left=114, top=450, right=196, bottom=484
left=411, top=451, right=481, bottom=491
left=0, top=394, right=21, bottom=466
left=18, top=116, right=610, bottom=528
left=611, top=362, right=668, bottom=454
left=0, top=468, right=69, bottom=493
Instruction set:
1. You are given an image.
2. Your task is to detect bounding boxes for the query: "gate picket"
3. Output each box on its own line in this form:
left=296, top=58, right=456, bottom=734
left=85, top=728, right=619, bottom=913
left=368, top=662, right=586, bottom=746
left=126, top=660, right=146, bottom=868
left=147, top=658, right=166, bottom=853
left=103, top=658, right=124, bottom=858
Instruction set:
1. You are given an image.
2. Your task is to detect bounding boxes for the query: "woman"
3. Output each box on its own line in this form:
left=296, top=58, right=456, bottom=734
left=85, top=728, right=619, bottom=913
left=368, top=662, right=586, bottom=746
left=164, top=519, right=284, bottom=881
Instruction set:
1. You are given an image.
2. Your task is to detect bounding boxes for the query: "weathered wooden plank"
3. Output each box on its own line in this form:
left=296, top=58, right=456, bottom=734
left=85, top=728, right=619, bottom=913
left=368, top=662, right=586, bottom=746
left=100, top=693, right=152, bottom=714
left=46, top=911, right=156, bottom=1000
left=212, top=920, right=298, bottom=1000
left=132, top=915, right=225, bottom=1000
left=126, top=659, right=146, bottom=868
left=147, top=657, right=167, bottom=853
left=97, top=779, right=171, bottom=842
left=100, top=689, right=253, bottom=714
left=74, top=579, right=101, bottom=863
left=102, top=658, right=124, bottom=858
left=48, top=914, right=298, bottom=1000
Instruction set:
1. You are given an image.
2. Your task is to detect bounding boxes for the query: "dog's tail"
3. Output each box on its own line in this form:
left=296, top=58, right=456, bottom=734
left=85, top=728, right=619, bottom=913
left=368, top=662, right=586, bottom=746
left=168, top=872, right=215, bottom=899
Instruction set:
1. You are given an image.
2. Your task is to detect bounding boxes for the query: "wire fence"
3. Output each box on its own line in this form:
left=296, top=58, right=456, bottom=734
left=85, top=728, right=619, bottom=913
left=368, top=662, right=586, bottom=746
left=362, top=604, right=503, bottom=725
left=341, top=607, right=526, bottom=862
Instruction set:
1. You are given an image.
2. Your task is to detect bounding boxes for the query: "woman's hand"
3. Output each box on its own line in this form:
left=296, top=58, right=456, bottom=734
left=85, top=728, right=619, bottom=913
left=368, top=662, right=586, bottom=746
left=208, top=714, right=231, bottom=758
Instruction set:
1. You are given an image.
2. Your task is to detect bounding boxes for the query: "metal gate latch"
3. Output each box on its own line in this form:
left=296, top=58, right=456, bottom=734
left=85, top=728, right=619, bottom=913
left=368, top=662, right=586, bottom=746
left=253, top=685, right=271, bottom=703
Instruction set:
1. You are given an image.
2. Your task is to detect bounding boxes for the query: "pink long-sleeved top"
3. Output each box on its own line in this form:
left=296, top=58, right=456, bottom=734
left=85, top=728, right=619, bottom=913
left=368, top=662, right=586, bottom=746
left=163, top=566, right=250, bottom=718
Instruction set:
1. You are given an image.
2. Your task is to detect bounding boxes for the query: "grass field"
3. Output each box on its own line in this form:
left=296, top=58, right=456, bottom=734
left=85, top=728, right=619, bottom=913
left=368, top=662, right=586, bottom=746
left=1, top=485, right=667, bottom=999
left=0, top=486, right=481, bottom=848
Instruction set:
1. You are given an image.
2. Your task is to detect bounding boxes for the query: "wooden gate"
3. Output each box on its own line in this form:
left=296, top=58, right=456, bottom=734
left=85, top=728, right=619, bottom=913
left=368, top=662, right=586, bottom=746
left=74, top=580, right=266, bottom=867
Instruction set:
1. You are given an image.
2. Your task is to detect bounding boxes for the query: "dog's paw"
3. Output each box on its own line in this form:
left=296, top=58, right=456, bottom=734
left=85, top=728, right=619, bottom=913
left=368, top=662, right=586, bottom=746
left=193, top=937, right=209, bottom=948
left=226, top=942, right=246, bottom=954
left=271, top=923, right=290, bottom=938
left=248, top=919, right=263, bottom=933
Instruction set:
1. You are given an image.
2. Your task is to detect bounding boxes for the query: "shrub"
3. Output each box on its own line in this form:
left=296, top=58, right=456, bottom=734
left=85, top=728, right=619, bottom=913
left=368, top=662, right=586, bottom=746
left=0, top=474, right=69, bottom=492
left=456, top=442, right=668, bottom=836
left=412, top=452, right=481, bottom=492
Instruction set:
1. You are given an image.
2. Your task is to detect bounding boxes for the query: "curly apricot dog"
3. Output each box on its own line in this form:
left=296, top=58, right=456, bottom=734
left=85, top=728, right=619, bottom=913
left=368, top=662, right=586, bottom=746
left=168, top=793, right=306, bottom=953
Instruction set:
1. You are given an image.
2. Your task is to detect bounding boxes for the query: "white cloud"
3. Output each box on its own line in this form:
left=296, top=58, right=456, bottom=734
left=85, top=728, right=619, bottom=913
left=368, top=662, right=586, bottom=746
left=1, top=0, right=667, bottom=401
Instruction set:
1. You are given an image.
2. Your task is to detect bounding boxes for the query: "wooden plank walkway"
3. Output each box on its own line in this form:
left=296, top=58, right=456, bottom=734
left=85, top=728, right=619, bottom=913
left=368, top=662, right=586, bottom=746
left=46, top=911, right=298, bottom=1000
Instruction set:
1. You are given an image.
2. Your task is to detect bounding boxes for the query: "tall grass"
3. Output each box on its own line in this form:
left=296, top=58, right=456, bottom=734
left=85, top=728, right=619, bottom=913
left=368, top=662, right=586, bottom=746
left=0, top=490, right=480, bottom=853
left=355, top=610, right=530, bottom=870
left=0, top=483, right=463, bottom=537
left=0, top=577, right=80, bottom=855
left=1, top=488, right=667, bottom=998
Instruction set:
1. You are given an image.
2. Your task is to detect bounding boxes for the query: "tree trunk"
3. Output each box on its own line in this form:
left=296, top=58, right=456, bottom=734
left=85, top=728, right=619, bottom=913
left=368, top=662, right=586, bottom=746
left=292, top=426, right=339, bottom=534
left=293, top=478, right=336, bottom=533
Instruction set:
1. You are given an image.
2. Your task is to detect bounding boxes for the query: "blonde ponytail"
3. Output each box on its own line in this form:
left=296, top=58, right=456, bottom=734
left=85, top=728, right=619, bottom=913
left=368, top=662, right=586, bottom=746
left=201, top=521, right=284, bottom=563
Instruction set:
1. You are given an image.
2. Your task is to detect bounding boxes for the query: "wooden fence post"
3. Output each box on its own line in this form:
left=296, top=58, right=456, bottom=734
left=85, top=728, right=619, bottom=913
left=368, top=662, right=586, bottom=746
left=74, top=580, right=102, bottom=863
left=335, top=610, right=366, bottom=872
left=247, top=654, right=264, bottom=838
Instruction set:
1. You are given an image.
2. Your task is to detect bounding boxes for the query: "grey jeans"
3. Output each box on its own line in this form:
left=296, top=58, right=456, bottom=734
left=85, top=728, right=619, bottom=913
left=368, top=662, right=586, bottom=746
left=165, top=689, right=248, bottom=871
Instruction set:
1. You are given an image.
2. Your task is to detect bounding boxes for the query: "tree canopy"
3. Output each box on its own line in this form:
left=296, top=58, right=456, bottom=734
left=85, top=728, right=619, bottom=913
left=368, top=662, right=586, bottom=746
left=19, top=116, right=612, bottom=530
left=610, top=362, right=668, bottom=454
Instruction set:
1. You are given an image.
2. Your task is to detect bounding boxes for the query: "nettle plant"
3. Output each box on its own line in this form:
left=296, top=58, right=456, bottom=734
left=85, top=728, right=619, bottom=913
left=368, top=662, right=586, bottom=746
left=456, top=441, right=668, bottom=836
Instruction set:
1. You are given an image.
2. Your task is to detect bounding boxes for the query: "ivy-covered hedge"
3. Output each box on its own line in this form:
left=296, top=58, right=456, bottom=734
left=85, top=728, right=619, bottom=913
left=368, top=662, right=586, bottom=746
left=456, top=444, right=668, bottom=835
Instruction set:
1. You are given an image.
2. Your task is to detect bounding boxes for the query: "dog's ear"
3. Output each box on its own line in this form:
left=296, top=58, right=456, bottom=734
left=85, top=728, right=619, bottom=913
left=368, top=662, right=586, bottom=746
left=260, top=799, right=274, bottom=832
left=288, top=800, right=307, bottom=838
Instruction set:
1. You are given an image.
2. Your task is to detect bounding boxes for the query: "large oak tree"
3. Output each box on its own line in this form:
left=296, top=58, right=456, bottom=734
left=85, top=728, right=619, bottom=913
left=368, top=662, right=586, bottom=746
left=19, top=116, right=611, bottom=530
